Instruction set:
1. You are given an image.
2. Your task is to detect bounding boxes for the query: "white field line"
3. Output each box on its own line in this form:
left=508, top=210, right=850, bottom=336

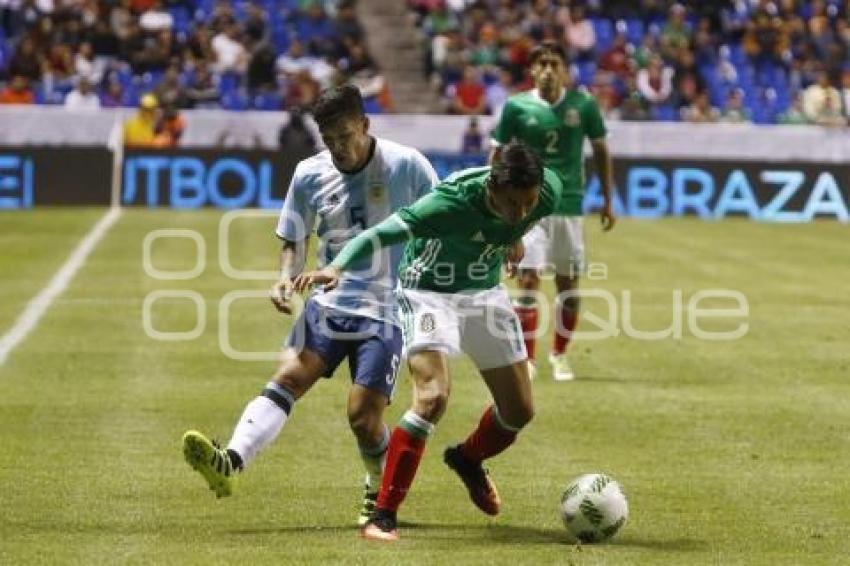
left=0, top=207, right=122, bottom=367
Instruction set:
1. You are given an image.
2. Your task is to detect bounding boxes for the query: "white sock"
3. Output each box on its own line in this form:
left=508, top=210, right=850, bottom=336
left=227, top=382, right=294, bottom=469
left=359, top=424, right=389, bottom=492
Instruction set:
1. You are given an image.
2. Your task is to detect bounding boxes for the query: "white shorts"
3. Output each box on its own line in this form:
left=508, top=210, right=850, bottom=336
left=397, top=285, right=527, bottom=371
left=518, top=215, right=585, bottom=275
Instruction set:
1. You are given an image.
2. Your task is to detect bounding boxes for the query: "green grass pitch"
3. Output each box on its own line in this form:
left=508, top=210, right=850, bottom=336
left=1, top=208, right=848, bottom=565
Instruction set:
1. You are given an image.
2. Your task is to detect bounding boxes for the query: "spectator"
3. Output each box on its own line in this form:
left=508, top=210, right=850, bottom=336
left=276, top=39, right=313, bottom=77
left=660, top=4, right=692, bottom=60
left=343, top=41, right=387, bottom=107
left=100, top=78, right=127, bottom=108
left=598, top=33, right=631, bottom=80
left=449, top=64, right=487, bottom=115
left=560, top=3, right=596, bottom=61
left=332, top=0, right=364, bottom=52
left=243, top=1, right=269, bottom=48
left=637, top=55, right=674, bottom=104
left=460, top=116, right=483, bottom=154
left=0, top=75, right=35, bottom=104
left=742, top=8, right=788, bottom=66
left=469, top=23, right=500, bottom=70
left=431, top=27, right=465, bottom=86
left=672, top=49, right=703, bottom=109
left=139, top=0, right=173, bottom=32
left=682, top=92, right=720, bottom=123
left=423, top=0, right=459, bottom=37
left=8, top=37, right=43, bottom=83
left=277, top=109, right=319, bottom=159
left=74, top=41, right=104, bottom=84
left=123, top=93, right=159, bottom=146
left=283, top=68, right=320, bottom=110
left=64, top=77, right=101, bottom=110
left=154, top=64, right=188, bottom=108
left=841, top=68, right=850, bottom=121
left=778, top=91, right=811, bottom=124
left=720, top=89, right=751, bottom=122
left=184, top=26, right=216, bottom=66
left=153, top=104, right=186, bottom=147
left=485, top=67, right=514, bottom=117
left=297, top=2, right=334, bottom=55
left=186, top=62, right=221, bottom=108
left=247, top=44, right=278, bottom=92
left=212, top=22, right=248, bottom=73
left=802, top=71, right=842, bottom=125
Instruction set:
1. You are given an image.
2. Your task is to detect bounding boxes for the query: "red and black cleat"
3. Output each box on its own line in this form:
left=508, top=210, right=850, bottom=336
left=361, top=509, right=399, bottom=542
left=443, top=444, right=501, bottom=516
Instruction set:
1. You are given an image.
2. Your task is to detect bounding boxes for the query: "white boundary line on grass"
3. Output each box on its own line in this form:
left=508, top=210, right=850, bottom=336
left=0, top=206, right=123, bottom=367
left=0, top=118, right=126, bottom=368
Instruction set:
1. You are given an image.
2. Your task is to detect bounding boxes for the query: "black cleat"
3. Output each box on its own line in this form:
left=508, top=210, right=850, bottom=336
left=443, top=444, right=501, bottom=516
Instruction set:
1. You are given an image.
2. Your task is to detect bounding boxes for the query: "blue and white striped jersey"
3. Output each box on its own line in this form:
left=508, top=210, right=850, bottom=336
left=276, top=137, right=438, bottom=325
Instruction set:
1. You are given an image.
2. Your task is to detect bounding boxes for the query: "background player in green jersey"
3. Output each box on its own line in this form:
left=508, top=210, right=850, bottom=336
left=294, top=142, right=562, bottom=541
left=490, top=42, right=617, bottom=381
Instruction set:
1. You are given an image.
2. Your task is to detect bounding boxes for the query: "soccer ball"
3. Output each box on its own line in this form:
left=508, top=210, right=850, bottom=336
left=560, top=473, right=628, bottom=543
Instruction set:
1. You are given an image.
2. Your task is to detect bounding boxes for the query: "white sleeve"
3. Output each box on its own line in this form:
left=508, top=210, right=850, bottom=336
left=275, top=164, right=315, bottom=241
left=408, top=149, right=440, bottom=200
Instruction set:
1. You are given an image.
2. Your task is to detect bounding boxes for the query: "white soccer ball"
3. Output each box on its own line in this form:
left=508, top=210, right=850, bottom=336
left=560, top=473, right=628, bottom=543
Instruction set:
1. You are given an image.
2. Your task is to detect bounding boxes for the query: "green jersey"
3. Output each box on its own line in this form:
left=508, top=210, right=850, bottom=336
left=331, top=166, right=562, bottom=294
left=491, top=88, right=606, bottom=216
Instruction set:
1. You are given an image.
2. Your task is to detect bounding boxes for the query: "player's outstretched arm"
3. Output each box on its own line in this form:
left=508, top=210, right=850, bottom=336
left=591, top=138, right=617, bottom=232
left=292, top=215, right=411, bottom=293
left=269, top=238, right=304, bottom=314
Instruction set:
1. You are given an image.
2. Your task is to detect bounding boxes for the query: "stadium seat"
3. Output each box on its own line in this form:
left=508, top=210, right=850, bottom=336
left=651, top=104, right=679, bottom=122
left=623, top=19, right=644, bottom=46
left=252, top=92, right=282, bottom=110
left=591, top=18, right=614, bottom=52
left=222, top=91, right=249, bottom=110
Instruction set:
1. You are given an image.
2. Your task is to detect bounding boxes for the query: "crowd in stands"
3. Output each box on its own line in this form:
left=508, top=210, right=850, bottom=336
left=0, top=0, right=390, bottom=113
left=410, top=0, right=850, bottom=125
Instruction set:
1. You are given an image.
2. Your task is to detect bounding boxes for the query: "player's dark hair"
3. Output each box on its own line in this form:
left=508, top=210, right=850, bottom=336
left=489, top=141, right=543, bottom=192
left=311, top=83, right=365, bottom=129
left=529, top=41, right=568, bottom=65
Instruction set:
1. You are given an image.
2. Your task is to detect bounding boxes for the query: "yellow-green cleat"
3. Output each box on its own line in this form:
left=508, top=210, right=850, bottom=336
left=358, top=478, right=379, bottom=527
left=182, top=430, right=235, bottom=498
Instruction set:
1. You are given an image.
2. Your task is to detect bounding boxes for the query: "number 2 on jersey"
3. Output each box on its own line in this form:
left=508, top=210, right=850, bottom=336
left=545, top=130, right=559, bottom=154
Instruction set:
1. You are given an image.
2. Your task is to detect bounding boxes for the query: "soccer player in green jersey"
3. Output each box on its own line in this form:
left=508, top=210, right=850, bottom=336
left=294, top=142, right=562, bottom=541
left=491, top=42, right=616, bottom=381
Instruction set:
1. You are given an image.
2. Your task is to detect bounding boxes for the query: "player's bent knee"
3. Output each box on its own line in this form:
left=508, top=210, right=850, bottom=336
left=413, top=389, right=449, bottom=423
left=499, top=400, right=534, bottom=430
left=519, top=270, right=541, bottom=290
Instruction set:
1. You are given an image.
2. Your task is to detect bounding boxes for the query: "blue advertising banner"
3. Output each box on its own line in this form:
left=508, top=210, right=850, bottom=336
left=121, top=149, right=294, bottom=209
left=425, top=152, right=849, bottom=222
left=0, top=147, right=111, bottom=208
left=3, top=146, right=847, bottom=222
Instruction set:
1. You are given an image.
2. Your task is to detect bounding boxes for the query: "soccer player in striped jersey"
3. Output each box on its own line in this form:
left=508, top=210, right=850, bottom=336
left=295, top=142, right=562, bottom=541
left=181, top=84, right=439, bottom=526
left=491, top=42, right=616, bottom=381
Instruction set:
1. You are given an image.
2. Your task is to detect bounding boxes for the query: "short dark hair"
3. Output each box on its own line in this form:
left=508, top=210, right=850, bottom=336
left=529, top=41, right=568, bottom=66
left=311, top=83, right=365, bottom=129
left=490, top=141, right=543, bottom=192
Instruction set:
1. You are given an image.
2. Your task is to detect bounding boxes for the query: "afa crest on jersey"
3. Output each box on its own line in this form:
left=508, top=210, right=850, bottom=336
left=368, top=184, right=386, bottom=203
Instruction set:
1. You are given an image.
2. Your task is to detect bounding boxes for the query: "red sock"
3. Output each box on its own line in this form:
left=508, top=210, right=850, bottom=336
left=553, top=307, right=578, bottom=355
left=376, top=426, right=427, bottom=512
left=514, top=305, right=538, bottom=360
left=459, top=406, right=518, bottom=464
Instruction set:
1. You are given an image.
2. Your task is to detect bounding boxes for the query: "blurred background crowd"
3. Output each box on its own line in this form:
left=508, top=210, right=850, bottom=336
left=1, top=0, right=849, bottom=127
left=0, top=0, right=388, bottom=113
left=414, top=0, right=850, bottom=124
